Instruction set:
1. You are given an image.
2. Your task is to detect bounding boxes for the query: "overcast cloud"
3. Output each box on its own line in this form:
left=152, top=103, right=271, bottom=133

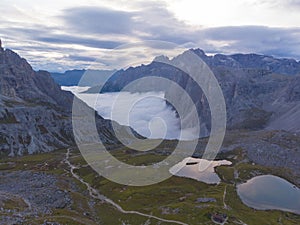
left=0, top=1, right=299, bottom=71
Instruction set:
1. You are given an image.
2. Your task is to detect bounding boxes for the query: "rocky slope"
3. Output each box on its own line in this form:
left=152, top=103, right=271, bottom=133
left=165, top=50, right=300, bottom=136
left=0, top=41, right=131, bottom=156
left=91, top=49, right=300, bottom=137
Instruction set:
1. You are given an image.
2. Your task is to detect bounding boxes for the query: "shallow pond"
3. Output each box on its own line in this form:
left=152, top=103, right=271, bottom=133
left=237, top=175, right=300, bottom=215
left=169, top=157, right=232, bottom=184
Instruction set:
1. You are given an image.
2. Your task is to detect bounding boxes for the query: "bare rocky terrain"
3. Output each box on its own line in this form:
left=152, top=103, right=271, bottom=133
left=0, top=171, right=75, bottom=224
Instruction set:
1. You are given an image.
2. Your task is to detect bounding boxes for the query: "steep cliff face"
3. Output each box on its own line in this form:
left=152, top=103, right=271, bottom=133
left=0, top=43, right=73, bottom=108
left=0, top=45, right=72, bottom=156
left=0, top=42, right=127, bottom=156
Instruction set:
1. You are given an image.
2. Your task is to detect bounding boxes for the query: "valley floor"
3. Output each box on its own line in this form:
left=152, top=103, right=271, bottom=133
left=0, top=130, right=300, bottom=225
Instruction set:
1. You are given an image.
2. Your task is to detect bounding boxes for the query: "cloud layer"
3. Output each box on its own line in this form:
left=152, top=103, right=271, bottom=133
left=63, top=87, right=197, bottom=140
left=0, top=1, right=299, bottom=71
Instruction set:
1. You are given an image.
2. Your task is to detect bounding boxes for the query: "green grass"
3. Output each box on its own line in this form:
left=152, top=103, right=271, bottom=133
left=0, top=145, right=299, bottom=225
left=215, top=166, right=235, bottom=183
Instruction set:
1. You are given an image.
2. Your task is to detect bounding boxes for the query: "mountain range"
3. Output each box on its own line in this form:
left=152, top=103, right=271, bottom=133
left=2, top=40, right=300, bottom=156
left=84, top=49, right=300, bottom=137
left=51, top=69, right=116, bottom=86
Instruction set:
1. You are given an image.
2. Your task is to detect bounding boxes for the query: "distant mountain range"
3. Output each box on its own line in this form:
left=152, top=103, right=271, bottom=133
left=95, top=49, right=300, bottom=93
left=51, top=69, right=116, bottom=86
left=0, top=41, right=132, bottom=156
left=85, top=49, right=300, bottom=137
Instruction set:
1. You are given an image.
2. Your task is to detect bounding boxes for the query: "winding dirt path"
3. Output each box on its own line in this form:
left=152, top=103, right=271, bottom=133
left=64, top=148, right=188, bottom=225
left=223, top=185, right=228, bottom=209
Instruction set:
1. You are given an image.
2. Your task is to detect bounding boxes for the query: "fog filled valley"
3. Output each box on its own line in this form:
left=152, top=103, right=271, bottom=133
left=62, top=86, right=198, bottom=140
left=0, top=35, right=300, bottom=225
left=1, top=0, right=300, bottom=218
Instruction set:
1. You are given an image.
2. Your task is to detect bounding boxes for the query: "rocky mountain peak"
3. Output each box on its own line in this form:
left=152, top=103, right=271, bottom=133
left=0, top=47, right=74, bottom=109
left=190, top=48, right=206, bottom=57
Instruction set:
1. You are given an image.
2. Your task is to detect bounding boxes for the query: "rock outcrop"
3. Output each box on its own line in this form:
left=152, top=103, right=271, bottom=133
left=0, top=41, right=131, bottom=156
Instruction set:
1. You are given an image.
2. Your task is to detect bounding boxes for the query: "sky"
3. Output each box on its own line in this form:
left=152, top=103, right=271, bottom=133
left=0, top=0, right=300, bottom=72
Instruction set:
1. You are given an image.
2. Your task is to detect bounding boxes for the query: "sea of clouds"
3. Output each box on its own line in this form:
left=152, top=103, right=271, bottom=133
left=62, top=86, right=197, bottom=140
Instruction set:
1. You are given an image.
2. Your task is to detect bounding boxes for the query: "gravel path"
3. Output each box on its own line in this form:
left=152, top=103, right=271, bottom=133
left=64, top=148, right=188, bottom=225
